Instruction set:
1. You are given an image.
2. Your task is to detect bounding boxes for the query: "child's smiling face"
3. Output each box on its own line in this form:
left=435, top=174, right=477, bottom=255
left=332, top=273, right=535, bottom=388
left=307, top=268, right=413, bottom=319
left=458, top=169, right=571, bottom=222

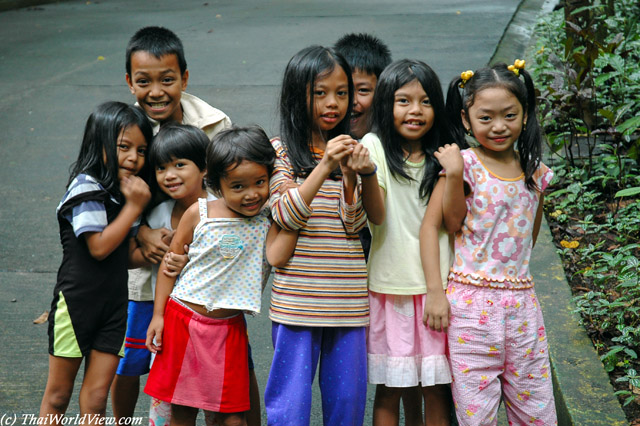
left=308, top=66, right=350, bottom=142
left=116, top=125, right=147, bottom=180
left=219, top=160, right=270, bottom=217
left=126, top=51, right=189, bottom=124
left=155, top=157, right=205, bottom=202
left=350, top=68, right=377, bottom=139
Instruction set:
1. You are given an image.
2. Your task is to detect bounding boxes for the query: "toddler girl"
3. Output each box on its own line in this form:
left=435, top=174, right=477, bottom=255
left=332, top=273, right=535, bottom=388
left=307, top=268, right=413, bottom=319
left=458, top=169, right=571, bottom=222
left=144, top=126, right=295, bottom=426
left=361, top=59, right=454, bottom=426
left=39, top=101, right=153, bottom=425
left=421, top=61, right=557, bottom=425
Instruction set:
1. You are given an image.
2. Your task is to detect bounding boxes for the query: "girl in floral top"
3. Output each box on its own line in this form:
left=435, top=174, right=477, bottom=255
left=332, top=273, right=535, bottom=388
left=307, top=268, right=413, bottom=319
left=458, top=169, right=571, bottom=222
left=420, top=61, right=558, bottom=425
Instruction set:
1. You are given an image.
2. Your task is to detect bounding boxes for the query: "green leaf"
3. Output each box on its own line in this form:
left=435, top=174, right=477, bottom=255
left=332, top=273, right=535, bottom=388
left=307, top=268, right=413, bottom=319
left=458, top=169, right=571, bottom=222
left=615, top=187, right=640, bottom=198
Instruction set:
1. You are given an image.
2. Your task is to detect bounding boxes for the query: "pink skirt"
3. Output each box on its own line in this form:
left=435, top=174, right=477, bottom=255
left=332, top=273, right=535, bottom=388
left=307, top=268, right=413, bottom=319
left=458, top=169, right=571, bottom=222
left=367, top=291, right=452, bottom=387
left=144, top=298, right=249, bottom=413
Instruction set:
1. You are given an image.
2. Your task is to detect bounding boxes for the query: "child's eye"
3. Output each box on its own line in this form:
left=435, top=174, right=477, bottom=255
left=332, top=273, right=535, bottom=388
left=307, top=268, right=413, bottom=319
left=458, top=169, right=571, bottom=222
left=137, top=148, right=147, bottom=157
left=314, top=90, right=326, bottom=96
left=422, top=99, right=431, bottom=106
left=156, top=165, right=165, bottom=171
left=232, top=184, right=244, bottom=191
left=175, top=162, right=185, bottom=168
left=256, top=179, right=267, bottom=186
left=358, top=88, right=372, bottom=95
left=135, top=79, right=148, bottom=86
left=163, top=77, right=175, bottom=84
left=337, top=90, right=348, bottom=97
left=479, top=116, right=491, bottom=122
left=396, top=98, right=409, bottom=104
left=505, top=113, right=517, bottom=119
left=118, top=144, right=130, bottom=151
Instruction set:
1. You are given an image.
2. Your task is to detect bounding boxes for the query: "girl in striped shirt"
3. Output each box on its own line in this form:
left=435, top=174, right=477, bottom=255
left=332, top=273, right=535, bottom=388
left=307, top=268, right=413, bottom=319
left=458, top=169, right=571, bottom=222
left=264, top=45, right=383, bottom=426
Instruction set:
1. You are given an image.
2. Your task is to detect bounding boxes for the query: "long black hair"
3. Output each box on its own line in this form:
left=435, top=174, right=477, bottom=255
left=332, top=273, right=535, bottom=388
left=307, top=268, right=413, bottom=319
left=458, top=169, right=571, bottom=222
left=371, top=59, right=453, bottom=200
left=68, top=101, right=153, bottom=199
left=279, top=45, right=353, bottom=179
left=447, top=63, right=541, bottom=191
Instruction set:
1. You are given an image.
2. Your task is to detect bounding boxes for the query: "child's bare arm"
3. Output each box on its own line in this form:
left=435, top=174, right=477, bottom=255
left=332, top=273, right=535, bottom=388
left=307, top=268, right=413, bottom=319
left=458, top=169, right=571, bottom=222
left=266, top=223, right=299, bottom=267
left=420, top=178, right=450, bottom=332
left=146, top=203, right=197, bottom=353
left=434, top=144, right=467, bottom=233
left=532, top=193, right=545, bottom=248
left=85, top=176, right=150, bottom=261
left=162, top=245, right=189, bottom=278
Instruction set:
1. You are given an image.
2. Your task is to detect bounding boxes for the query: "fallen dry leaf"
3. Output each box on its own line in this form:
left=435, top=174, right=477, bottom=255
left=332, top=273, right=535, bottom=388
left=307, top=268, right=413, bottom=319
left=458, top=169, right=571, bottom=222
left=33, top=311, right=49, bottom=324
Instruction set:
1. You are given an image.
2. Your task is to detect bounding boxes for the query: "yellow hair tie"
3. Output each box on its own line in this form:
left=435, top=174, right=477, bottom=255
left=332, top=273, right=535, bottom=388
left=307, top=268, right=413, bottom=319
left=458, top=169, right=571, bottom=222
left=459, top=70, right=474, bottom=88
left=507, top=59, right=525, bottom=76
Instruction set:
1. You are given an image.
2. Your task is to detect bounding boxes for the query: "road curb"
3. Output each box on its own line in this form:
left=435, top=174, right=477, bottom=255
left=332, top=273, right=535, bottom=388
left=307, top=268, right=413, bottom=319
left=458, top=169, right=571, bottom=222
left=493, top=1, right=629, bottom=423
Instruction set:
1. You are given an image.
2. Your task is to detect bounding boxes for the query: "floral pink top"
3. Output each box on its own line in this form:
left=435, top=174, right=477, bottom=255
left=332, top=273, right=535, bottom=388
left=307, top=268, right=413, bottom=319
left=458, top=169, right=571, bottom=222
left=450, top=149, right=553, bottom=289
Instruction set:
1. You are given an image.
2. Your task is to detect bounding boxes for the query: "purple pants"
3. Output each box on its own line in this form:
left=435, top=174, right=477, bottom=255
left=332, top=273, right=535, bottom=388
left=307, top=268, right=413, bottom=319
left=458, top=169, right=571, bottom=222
left=264, top=323, right=367, bottom=426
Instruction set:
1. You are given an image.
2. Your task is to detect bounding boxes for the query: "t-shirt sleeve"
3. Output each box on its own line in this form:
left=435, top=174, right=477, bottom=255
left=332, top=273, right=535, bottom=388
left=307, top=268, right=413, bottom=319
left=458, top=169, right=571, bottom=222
left=361, top=133, right=387, bottom=192
left=60, top=175, right=109, bottom=237
left=268, top=138, right=313, bottom=231
left=536, top=162, right=554, bottom=192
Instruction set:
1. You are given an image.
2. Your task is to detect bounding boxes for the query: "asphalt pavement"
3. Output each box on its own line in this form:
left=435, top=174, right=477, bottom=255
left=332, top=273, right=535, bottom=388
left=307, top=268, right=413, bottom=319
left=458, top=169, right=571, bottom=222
left=0, top=1, right=550, bottom=424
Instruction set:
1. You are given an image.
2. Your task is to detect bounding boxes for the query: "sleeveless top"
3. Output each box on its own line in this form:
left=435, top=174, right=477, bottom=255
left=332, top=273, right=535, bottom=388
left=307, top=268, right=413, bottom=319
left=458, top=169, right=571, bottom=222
left=171, top=198, right=271, bottom=315
left=450, top=149, right=553, bottom=290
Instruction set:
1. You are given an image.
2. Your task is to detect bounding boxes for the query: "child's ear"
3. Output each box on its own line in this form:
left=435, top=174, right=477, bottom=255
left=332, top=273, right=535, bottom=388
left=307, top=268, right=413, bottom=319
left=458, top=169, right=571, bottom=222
left=125, top=74, right=135, bottom=94
left=461, top=109, right=471, bottom=133
left=181, top=70, right=189, bottom=91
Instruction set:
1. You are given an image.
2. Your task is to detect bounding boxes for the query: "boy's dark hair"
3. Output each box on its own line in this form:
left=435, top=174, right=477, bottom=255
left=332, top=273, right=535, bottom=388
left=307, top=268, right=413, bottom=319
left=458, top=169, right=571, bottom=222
left=333, top=33, right=392, bottom=78
left=126, top=26, right=187, bottom=76
left=205, top=126, right=276, bottom=194
left=447, top=63, right=541, bottom=191
left=69, top=101, right=153, bottom=198
left=279, top=45, right=353, bottom=179
left=149, top=123, right=209, bottom=172
left=372, top=59, right=453, bottom=200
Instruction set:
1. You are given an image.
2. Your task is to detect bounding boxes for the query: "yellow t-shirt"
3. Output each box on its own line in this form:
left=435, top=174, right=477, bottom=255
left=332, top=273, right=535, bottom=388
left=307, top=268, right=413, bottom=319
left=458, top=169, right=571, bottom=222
left=362, top=133, right=452, bottom=295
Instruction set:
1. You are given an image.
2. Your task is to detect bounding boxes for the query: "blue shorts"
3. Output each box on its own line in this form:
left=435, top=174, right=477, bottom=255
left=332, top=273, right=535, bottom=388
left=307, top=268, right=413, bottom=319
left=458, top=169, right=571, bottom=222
left=116, top=300, right=154, bottom=376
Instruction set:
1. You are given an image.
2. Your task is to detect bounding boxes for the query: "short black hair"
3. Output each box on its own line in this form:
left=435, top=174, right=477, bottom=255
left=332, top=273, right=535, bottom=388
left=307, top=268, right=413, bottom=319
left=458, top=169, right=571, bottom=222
left=149, top=123, right=209, bottom=172
left=333, top=33, right=392, bottom=78
left=126, top=26, right=187, bottom=76
left=205, top=126, right=275, bottom=194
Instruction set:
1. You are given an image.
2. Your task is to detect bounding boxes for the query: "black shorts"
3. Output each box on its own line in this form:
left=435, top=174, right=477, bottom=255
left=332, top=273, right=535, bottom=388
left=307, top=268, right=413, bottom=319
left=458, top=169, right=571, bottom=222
left=48, top=288, right=127, bottom=358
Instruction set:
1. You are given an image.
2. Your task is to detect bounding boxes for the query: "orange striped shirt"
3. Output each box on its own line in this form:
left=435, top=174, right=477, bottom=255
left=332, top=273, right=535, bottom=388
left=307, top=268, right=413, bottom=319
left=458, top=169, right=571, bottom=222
left=268, top=138, right=369, bottom=327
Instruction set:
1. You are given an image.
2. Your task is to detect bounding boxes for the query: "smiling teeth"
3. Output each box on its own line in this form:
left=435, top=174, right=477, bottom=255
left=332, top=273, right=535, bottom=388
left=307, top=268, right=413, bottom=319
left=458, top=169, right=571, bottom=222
left=150, top=102, right=167, bottom=108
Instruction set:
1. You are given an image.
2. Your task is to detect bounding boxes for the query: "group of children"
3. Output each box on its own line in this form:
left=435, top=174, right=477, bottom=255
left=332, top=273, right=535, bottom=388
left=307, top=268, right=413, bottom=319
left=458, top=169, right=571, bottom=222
left=39, top=25, right=558, bottom=426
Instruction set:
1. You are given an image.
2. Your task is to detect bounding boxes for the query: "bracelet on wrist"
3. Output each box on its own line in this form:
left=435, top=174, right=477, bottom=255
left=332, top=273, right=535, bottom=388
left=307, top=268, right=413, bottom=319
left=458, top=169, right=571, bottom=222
left=358, top=165, right=377, bottom=177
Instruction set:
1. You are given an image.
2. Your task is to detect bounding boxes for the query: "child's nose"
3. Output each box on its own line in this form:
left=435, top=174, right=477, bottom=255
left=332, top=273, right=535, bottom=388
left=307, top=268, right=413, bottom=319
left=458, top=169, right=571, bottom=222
left=408, top=101, right=422, bottom=114
left=150, top=82, right=164, bottom=97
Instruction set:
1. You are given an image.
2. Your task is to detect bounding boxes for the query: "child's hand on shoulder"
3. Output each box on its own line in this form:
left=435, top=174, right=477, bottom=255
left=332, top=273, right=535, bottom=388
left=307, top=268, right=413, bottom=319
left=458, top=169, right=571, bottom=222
left=121, top=176, right=151, bottom=212
left=321, top=135, right=356, bottom=172
left=278, top=178, right=299, bottom=195
left=345, top=143, right=375, bottom=176
left=423, top=290, right=450, bottom=333
left=434, top=143, right=463, bottom=176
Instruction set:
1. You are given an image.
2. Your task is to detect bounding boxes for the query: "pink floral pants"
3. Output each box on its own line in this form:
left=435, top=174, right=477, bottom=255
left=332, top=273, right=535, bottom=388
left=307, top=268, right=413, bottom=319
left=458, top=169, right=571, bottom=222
left=447, top=283, right=558, bottom=426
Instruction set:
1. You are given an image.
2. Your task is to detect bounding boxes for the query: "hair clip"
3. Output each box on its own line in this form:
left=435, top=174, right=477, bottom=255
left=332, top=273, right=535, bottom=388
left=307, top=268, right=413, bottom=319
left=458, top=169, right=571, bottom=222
left=459, top=70, right=474, bottom=88
left=507, top=59, right=525, bottom=76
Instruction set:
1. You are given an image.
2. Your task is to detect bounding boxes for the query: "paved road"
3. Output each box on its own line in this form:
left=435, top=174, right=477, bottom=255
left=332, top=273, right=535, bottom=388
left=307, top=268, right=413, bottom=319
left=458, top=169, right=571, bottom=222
left=0, top=0, right=535, bottom=423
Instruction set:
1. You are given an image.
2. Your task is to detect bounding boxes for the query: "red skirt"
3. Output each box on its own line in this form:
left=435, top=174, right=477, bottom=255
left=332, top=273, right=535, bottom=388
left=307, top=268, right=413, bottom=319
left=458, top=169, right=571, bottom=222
left=144, top=298, right=249, bottom=413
